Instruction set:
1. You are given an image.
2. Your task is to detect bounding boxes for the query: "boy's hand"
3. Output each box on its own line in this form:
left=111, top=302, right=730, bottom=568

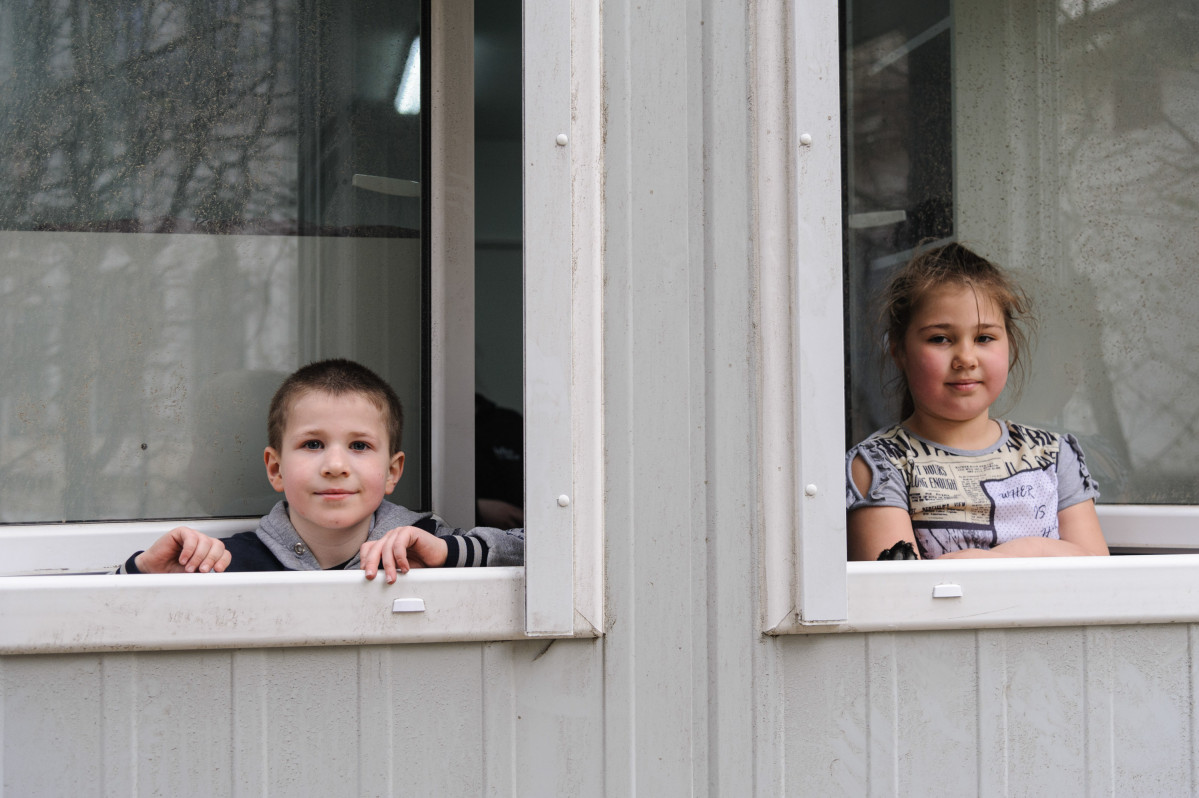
left=134, top=526, right=231, bottom=574
left=360, top=526, right=449, bottom=584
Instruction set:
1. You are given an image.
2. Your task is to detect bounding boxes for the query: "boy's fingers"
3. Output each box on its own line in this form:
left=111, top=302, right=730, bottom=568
left=381, top=543, right=398, bottom=584
left=360, top=541, right=380, bottom=580
left=361, top=529, right=421, bottom=583
left=175, top=527, right=199, bottom=566
left=197, top=540, right=228, bottom=573
left=393, top=534, right=412, bottom=576
left=186, top=537, right=214, bottom=572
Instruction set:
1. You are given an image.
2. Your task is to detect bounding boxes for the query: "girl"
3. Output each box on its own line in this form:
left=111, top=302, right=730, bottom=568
left=846, top=243, right=1108, bottom=560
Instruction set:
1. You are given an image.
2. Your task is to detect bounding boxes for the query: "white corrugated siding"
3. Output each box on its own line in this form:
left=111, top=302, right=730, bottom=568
left=3, top=1, right=1198, bottom=796
left=782, top=626, right=1199, bottom=796
left=3, top=628, right=1196, bottom=795
left=0, top=640, right=606, bottom=797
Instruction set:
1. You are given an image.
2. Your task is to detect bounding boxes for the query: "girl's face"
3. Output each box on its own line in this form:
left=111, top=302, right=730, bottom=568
left=896, top=283, right=1010, bottom=436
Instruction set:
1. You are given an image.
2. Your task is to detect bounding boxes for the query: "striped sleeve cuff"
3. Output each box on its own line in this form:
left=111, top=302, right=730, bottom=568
left=440, top=535, right=490, bottom=567
left=117, top=552, right=145, bottom=574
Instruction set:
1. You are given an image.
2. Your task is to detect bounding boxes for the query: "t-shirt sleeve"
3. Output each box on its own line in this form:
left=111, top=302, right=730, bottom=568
left=1056, top=433, right=1101, bottom=510
left=846, top=439, right=910, bottom=512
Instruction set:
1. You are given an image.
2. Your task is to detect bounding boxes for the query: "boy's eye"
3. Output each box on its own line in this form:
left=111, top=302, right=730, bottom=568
left=302, top=440, right=323, bottom=450
left=349, top=441, right=369, bottom=451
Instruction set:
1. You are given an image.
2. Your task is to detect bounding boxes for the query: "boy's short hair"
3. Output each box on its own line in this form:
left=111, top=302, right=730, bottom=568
left=267, top=359, right=404, bottom=455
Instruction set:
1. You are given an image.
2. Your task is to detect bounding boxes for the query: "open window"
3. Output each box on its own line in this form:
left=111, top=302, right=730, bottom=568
left=761, top=0, right=1199, bottom=633
left=0, top=0, right=602, bottom=651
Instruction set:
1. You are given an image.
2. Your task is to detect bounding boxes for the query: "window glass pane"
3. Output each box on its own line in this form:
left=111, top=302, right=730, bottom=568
left=843, top=0, right=1199, bottom=504
left=843, top=0, right=953, bottom=445
left=0, top=0, right=424, bottom=522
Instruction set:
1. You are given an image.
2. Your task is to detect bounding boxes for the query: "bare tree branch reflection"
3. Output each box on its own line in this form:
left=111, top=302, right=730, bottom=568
left=0, top=0, right=423, bottom=521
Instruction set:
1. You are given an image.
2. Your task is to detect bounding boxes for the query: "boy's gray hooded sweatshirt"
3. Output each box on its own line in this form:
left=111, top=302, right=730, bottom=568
left=256, top=499, right=524, bottom=569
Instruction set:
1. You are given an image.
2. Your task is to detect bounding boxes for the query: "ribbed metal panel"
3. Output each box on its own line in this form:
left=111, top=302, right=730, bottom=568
left=0, top=640, right=606, bottom=797
left=781, top=626, right=1199, bottom=796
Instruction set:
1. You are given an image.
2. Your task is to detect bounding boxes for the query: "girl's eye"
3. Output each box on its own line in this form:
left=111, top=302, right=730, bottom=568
left=349, top=441, right=369, bottom=451
left=977, top=334, right=996, bottom=343
left=928, top=334, right=949, bottom=344
left=302, top=440, right=323, bottom=450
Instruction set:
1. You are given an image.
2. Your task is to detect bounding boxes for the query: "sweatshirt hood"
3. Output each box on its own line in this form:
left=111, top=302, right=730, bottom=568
left=254, top=499, right=428, bottom=570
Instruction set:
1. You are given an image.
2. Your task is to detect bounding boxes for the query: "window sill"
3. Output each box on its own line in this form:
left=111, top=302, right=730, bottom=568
left=1098, top=504, right=1199, bottom=553
left=0, top=567, right=540, bottom=654
left=0, top=518, right=261, bottom=576
left=0, top=498, right=602, bottom=652
left=769, top=553, right=1199, bottom=635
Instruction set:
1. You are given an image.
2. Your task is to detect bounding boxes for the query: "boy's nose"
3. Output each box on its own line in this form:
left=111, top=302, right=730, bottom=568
left=321, top=451, right=350, bottom=476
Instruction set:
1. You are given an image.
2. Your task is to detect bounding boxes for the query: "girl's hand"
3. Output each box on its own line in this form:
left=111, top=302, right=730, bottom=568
left=360, top=526, right=450, bottom=583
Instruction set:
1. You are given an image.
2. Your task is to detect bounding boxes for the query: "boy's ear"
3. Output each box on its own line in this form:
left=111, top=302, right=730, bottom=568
left=385, top=451, right=404, bottom=494
left=264, top=447, right=286, bottom=493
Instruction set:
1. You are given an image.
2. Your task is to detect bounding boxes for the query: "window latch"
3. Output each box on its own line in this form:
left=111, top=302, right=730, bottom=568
left=391, top=598, right=426, bottom=613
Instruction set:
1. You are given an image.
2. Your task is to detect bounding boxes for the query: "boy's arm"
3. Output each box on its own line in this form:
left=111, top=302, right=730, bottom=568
left=434, top=520, right=525, bottom=567
left=407, top=514, right=524, bottom=568
left=119, top=526, right=232, bottom=574
left=359, top=518, right=526, bottom=582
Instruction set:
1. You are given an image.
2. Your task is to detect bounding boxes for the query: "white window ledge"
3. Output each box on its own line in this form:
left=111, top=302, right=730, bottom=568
left=0, top=567, right=547, bottom=654
left=0, top=519, right=261, bottom=576
left=770, top=554, right=1199, bottom=635
left=1098, top=505, right=1199, bottom=553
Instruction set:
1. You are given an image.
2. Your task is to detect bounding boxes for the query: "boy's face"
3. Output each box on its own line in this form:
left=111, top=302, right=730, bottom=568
left=264, top=390, right=403, bottom=544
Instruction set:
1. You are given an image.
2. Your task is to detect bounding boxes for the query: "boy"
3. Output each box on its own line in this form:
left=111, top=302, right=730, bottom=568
left=120, top=359, right=524, bottom=582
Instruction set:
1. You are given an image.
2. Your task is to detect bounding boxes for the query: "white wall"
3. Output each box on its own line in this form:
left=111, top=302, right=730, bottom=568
left=3, top=1, right=1199, bottom=796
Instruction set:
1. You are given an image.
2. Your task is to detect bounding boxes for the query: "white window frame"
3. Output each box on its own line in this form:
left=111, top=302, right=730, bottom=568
left=758, top=0, right=1199, bottom=636
left=0, top=0, right=603, bottom=654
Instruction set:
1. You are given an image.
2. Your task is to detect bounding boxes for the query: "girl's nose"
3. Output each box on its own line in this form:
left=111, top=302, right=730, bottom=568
left=953, top=345, right=977, bottom=369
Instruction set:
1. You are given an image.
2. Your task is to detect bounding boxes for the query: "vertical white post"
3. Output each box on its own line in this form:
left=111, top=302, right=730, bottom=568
left=523, top=0, right=575, bottom=635
left=760, top=0, right=847, bottom=631
left=791, top=0, right=848, bottom=624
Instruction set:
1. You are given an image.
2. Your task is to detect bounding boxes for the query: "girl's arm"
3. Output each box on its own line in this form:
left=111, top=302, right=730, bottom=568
left=938, top=500, right=1108, bottom=559
left=847, top=456, right=922, bottom=561
left=1056, top=499, right=1109, bottom=554
left=848, top=506, right=921, bottom=560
